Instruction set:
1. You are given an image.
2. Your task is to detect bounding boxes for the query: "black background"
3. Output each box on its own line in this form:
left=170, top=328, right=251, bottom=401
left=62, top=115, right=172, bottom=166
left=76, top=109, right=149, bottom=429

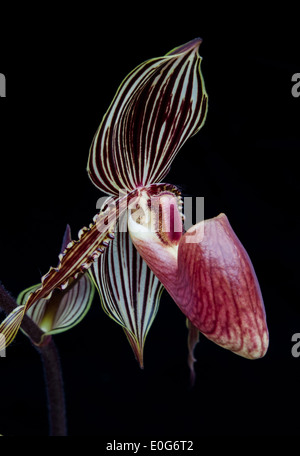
left=0, top=6, right=299, bottom=440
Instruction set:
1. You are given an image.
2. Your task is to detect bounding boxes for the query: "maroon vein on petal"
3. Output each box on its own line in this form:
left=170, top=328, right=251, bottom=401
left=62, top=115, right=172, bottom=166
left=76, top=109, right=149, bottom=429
left=88, top=38, right=208, bottom=196
left=89, top=214, right=164, bottom=368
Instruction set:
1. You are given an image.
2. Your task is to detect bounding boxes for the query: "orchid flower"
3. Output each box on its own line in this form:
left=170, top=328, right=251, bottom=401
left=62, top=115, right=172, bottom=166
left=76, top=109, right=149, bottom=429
left=0, top=38, right=268, bottom=371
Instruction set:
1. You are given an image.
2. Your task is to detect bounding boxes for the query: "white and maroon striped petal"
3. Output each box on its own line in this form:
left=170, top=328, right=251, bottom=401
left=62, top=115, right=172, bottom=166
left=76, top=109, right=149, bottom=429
left=0, top=192, right=137, bottom=349
left=88, top=38, right=208, bottom=196
left=0, top=306, right=26, bottom=351
left=89, top=215, right=164, bottom=367
left=14, top=225, right=96, bottom=345
left=17, top=272, right=94, bottom=345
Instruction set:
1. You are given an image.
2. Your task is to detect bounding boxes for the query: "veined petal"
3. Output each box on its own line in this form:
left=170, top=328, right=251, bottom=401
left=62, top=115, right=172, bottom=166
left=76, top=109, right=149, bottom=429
left=0, top=194, right=135, bottom=349
left=0, top=306, right=27, bottom=351
left=128, top=192, right=269, bottom=359
left=17, top=272, right=94, bottom=346
left=88, top=38, right=208, bottom=196
left=89, top=214, right=164, bottom=367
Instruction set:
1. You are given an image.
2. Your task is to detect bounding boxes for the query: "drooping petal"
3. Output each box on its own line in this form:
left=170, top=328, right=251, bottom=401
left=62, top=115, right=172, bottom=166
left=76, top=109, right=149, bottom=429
left=89, top=214, right=164, bottom=367
left=128, top=191, right=269, bottom=359
left=0, top=194, right=134, bottom=349
left=88, top=38, right=208, bottom=196
left=17, top=272, right=94, bottom=346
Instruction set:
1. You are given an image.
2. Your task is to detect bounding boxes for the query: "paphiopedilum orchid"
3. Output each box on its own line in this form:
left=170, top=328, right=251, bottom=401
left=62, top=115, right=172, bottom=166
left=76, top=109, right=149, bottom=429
left=0, top=38, right=268, bottom=371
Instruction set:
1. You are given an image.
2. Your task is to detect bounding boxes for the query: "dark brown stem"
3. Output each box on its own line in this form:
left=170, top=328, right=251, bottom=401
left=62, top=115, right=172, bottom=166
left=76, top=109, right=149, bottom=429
left=0, top=282, right=67, bottom=436
left=38, top=339, right=67, bottom=436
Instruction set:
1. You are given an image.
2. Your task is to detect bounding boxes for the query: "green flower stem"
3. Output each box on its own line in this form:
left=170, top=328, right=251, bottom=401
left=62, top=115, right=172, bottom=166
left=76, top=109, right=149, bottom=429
left=0, top=282, right=67, bottom=436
